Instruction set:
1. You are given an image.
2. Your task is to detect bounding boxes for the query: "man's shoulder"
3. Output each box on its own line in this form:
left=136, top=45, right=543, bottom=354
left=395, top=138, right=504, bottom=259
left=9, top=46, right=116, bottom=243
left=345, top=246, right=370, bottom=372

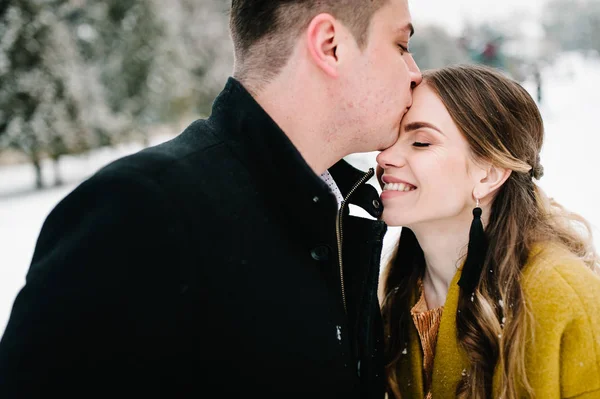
left=94, top=118, right=233, bottom=184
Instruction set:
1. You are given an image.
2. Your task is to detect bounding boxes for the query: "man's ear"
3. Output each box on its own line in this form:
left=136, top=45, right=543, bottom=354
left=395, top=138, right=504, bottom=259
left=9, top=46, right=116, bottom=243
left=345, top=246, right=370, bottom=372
left=474, top=164, right=512, bottom=202
left=305, top=13, right=340, bottom=78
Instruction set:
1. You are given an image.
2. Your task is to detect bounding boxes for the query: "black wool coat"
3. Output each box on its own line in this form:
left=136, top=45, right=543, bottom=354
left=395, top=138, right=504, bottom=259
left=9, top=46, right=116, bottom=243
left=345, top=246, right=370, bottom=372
left=0, top=78, right=388, bottom=398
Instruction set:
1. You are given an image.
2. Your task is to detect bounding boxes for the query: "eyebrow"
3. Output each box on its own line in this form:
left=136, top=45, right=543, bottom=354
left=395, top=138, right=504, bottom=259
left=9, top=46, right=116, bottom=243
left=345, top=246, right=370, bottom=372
left=397, top=23, right=415, bottom=38
left=404, top=121, right=444, bottom=136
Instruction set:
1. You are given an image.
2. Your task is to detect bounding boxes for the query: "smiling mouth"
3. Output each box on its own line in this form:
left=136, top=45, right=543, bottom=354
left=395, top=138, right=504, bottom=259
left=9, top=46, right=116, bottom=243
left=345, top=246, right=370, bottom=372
left=383, top=182, right=417, bottom=192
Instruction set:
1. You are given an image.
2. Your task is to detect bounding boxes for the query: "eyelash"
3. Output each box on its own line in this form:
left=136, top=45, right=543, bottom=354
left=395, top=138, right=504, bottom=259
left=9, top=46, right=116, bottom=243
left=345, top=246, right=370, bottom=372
left=412, top=142, right=430, bottom=147
left=398, top=44, right=410, bottom=54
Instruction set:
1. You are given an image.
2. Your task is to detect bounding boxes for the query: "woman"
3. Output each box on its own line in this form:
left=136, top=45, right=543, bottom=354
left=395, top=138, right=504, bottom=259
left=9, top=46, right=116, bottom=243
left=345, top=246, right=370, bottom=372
left=377, top=64, right=600, bottom=399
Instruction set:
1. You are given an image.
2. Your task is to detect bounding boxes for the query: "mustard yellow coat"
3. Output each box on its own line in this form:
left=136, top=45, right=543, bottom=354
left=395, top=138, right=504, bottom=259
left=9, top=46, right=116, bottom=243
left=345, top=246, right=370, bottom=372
left=393, top=244, right=600, bottom=398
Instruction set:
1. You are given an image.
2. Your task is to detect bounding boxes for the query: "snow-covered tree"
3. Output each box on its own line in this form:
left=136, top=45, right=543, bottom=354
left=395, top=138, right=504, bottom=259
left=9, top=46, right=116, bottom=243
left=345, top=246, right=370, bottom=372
left=408, top=25, right=471, bottom=70
left=0, top=0, right=235, bottom=189
left=543, top=0, right=600, bottom=55
left=66, top=0, right=164, bottom=144
left=146, top=0, right=233, bottom=121
left=0, top=0, right=101, bottom=188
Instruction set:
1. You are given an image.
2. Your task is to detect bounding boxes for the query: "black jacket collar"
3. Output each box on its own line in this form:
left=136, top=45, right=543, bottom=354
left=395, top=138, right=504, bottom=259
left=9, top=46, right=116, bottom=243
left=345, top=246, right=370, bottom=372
left=208, top=77, right=382, bottom=220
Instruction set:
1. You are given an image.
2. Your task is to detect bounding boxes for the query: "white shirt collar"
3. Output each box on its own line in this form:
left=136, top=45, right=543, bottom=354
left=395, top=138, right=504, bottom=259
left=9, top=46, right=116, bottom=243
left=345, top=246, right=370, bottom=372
left=320, top=170, right=344, bottom=209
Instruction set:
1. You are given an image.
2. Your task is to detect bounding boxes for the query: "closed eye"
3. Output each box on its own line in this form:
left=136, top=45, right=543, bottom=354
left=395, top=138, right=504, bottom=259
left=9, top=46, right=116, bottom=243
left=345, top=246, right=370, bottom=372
left=413, top=142, right=430, bottom=147
left=398, top=44, right=410, bottom=54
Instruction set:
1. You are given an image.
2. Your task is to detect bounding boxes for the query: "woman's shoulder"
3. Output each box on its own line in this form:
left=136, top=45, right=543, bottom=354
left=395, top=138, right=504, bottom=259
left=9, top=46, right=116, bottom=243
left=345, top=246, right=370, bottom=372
left=522, top=242, right=600, bottom=321
left=522, top=242, right=600, bottom=397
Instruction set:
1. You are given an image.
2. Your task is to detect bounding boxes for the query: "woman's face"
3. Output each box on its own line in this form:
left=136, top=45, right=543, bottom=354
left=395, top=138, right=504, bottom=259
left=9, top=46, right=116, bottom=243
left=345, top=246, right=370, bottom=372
left=376, top=84, right=482, bottom=229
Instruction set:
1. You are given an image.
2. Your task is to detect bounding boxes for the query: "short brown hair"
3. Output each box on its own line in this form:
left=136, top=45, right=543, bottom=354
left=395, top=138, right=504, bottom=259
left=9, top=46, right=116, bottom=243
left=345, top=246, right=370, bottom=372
left=229, top=0, right=386, bottom=88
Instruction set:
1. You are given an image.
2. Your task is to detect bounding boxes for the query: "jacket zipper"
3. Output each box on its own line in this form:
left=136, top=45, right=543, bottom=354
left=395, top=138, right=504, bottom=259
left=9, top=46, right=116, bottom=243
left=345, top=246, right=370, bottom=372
left=335, top=167, right=375, bottom=314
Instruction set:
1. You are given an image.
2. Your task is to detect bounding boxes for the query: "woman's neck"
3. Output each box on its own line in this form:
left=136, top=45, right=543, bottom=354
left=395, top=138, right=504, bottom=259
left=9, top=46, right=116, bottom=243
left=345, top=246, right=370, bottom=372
left=411, top=220, right=470, bottom=309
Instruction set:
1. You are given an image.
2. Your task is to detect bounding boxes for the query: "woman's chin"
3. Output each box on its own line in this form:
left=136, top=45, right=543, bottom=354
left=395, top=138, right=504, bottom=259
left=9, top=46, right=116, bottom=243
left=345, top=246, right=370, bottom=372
left=381, top=213, right=415, bottom=228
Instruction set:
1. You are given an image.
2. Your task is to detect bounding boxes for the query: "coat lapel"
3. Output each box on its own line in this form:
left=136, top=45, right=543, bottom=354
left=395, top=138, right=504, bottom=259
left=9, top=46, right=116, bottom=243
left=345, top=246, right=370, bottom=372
left=430, top=268, right=470, bottom=397
left=408, top=320, right=425, bottom=397
left=397, top=290, right=425, bottom=399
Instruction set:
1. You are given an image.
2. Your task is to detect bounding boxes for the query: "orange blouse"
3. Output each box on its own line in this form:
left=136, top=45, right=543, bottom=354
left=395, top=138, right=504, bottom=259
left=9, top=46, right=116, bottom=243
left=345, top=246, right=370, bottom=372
left=410, top=282, right=444, bottom=399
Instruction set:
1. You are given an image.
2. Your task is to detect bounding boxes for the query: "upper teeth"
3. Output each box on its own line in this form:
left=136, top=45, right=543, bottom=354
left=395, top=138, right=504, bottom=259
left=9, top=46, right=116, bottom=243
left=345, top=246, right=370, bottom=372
left=384, top=182, right=415, bottom=192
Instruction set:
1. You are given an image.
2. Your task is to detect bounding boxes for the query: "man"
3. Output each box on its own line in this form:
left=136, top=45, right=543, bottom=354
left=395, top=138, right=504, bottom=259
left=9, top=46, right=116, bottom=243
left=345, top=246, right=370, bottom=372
left=0, top=0, right=421, bottom=397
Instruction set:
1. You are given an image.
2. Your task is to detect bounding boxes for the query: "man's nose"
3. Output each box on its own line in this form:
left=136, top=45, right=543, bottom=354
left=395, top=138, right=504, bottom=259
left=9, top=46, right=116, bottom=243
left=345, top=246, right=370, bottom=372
left=408, top=55, right=423, bottom=88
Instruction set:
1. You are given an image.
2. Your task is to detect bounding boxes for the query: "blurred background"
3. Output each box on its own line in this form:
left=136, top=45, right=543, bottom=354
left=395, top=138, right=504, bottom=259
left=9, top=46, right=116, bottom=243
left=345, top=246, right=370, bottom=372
left=1, top=0, right=599, bottom=333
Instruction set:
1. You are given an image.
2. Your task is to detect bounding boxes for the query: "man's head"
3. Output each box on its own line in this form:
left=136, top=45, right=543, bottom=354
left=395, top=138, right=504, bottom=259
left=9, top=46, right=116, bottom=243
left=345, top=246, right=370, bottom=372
left=230, top=0, right=383, bottom=83
left=230, top=0, right=422, bottom=156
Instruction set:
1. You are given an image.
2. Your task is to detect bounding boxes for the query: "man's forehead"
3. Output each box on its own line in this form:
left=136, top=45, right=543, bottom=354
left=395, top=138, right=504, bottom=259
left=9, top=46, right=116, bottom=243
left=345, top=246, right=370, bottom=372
left=385, top=0, right=411, bottom=17
left=377, top=0, right=413, bottom=36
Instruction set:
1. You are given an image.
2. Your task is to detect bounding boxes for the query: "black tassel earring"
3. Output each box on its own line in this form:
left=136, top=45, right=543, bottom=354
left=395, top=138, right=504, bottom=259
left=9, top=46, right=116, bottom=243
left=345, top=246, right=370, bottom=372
left=458, top=198, right=488, bottom=292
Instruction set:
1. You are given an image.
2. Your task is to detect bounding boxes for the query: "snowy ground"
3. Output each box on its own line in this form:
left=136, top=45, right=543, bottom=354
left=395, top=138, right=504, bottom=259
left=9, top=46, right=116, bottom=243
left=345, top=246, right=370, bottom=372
left=2, top=52, right=600, bottom=335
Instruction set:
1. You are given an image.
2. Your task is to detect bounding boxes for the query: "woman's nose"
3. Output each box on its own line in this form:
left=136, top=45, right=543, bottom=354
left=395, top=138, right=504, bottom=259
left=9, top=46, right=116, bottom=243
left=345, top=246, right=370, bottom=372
left=376, top=145, right=405, bottom=170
